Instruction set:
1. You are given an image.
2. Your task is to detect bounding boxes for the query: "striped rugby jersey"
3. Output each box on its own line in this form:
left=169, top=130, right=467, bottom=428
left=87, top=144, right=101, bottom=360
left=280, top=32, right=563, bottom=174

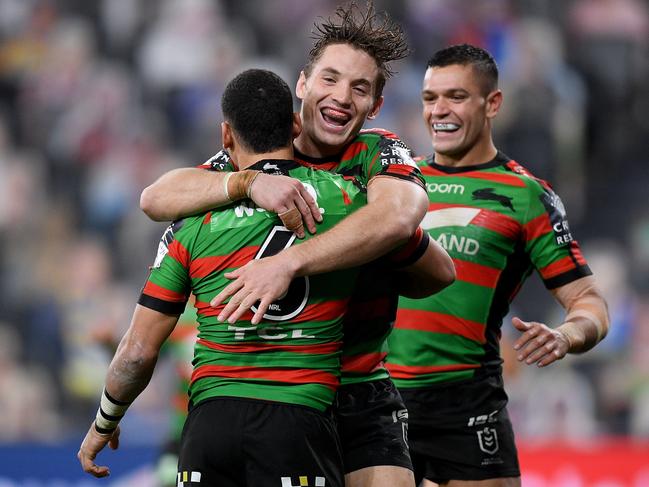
left=387, top=152, right=592, bottom=388
left=139, top=159, right=366, bottom=411
left=201, top=129, right=425, bottom=385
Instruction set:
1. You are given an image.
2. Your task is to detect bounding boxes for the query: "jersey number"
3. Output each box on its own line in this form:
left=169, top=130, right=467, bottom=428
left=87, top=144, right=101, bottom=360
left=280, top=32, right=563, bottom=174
left=250, top=226, right=309, bottom=321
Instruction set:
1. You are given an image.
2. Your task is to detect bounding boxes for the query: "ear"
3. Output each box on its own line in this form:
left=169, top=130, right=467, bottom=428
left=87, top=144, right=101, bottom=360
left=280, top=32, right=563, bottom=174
left=485, top=89, right=503, bottom=119
left=221, top=121, right=234, bottom=150
left=295, top=71, right=307, bottom=101
left=292, top=112, right=302, bottom=139
left=366, top=95, right=384, bottom=120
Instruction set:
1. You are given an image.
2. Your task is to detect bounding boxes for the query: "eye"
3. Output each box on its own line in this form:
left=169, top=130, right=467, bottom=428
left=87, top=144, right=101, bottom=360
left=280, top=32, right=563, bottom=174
left=322, top=76, right=335, bottom=84
left=353, top=85, right=368, bottom=95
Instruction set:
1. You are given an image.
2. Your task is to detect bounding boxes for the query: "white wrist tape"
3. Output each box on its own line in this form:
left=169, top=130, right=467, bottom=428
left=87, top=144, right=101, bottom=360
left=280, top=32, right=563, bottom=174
left=94, top=388, right=131, bottom=434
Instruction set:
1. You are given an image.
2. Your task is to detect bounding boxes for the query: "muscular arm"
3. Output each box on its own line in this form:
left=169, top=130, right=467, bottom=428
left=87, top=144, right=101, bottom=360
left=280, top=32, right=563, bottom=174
left=140, top=168, right=231, bottom=222
left=512, top=275, right=609, bottom=367
left=212, top=177, right=428, bottom=323
left=393, top=237, right=456, bottom=299
left=140, top=167, right=321, bottom=237
left=78, top=305, right=179, bottom=477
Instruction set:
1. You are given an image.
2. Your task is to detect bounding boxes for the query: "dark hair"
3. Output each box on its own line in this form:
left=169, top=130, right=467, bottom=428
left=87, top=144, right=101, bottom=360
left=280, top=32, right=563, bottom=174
left=221, top=69, right=294, bottom=153
left=305, top=1, right=409, bottom=99
left=427, top=44, right=499, bottom=94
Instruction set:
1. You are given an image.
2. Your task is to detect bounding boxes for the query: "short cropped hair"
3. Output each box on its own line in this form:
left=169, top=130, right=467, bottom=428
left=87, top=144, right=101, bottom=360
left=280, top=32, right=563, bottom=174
left=427, top=44, right=499, bottom=94
left=305, top=1, right=409, bottom=99
left=221, top=69, right=294, bottom=153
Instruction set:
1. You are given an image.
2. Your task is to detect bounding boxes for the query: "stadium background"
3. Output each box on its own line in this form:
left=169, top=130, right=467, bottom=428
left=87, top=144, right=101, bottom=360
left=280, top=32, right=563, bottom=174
left=0, top=0, right=648, bottom=485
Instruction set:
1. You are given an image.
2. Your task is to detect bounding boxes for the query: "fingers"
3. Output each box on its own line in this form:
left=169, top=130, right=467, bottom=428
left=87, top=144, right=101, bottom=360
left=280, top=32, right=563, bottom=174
left=78, top=449, right=110, bottom=478
left=297, top=184, right=323, bottom=230
left=514, top=321, right=567, bottom=367
left=511, top=316, right=530, bottom=332
left=278, top=207, right=305, bottom=238
left=251, top=297, right=272, bottom=325
left=211, top=277, right=244, bottom=308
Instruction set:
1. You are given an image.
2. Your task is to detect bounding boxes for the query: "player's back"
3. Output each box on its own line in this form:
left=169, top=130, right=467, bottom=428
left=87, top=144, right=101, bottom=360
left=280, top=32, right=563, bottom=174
left=144, top=159, right=367, bottom=411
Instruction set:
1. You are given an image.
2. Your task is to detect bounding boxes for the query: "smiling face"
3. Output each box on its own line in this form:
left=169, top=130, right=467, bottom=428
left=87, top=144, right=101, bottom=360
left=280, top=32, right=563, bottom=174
left=295, top=43, right=384, bottom=157
left=421, top=63, right=502, bottom=166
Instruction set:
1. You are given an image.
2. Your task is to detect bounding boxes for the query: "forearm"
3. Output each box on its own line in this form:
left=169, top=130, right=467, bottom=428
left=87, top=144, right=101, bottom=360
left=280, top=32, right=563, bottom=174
left=286, top=177, right=428, bottom=276
left=140, top=168, right=258, bottom=221
left=555, top=282, right=609, bottom=354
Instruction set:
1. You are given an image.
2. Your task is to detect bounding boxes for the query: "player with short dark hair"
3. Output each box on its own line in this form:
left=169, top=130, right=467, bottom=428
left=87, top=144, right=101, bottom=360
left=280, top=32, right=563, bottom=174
left=386, top=44, right=610, bottom=487
left=137, top=4, right=457, bottom=487
left=77, top=68, right=369, bottom=487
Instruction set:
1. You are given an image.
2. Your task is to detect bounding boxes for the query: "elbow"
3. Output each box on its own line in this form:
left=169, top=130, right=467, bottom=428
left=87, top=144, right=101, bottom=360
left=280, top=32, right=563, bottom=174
left=439, top=258, right=456, bottom=290
left=383, top=211, right=421, bottom=246
left=140, top=186, right=166, bottom=222
left=119, top=343, right=159, bottom=373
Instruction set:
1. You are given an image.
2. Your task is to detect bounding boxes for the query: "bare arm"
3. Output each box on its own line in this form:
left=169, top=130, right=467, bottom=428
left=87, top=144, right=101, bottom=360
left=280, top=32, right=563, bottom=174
left=140, top=167, right=321, bottom=237
left=78, top=305, right=179, bottom=478
left=212, top=177, right=428, bottom=324
left=512, top=275, right=609, bottom=367
left=393, top=236, right=456, bottom=299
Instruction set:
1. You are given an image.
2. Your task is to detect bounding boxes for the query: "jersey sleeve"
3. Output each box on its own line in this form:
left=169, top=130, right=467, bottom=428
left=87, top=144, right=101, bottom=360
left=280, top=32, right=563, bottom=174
left=138, top=219, right=192, bottom=314
left=359, top=129, right=425, bottom=189
left=197, top=150, right=235, bottom=172
left=522, top=181, right=592, bottom=289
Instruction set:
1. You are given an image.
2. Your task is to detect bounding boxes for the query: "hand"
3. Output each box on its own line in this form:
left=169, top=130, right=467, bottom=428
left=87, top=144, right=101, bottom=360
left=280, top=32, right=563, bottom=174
left=78, top=424, right=121, bottom=478
left=210, top=254, right=295, bottom=325
left=249, top=173, right=322, bottom=238
left=512, top=317, right=570, bottom=367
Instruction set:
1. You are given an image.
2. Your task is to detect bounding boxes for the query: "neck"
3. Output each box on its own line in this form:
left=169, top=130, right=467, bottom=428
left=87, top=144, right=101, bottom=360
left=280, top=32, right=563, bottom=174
left=294, top=133, right=342, bottom=158
left=235, top=147, right=294, bottom=170
left=434, top=136, right=498, bottom=168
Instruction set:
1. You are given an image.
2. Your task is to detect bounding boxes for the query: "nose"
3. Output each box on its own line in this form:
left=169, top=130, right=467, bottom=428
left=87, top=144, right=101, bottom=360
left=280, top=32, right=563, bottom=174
left=332, top=82, right=352, bottom=107
left=430, top=98, right=450, bottom=117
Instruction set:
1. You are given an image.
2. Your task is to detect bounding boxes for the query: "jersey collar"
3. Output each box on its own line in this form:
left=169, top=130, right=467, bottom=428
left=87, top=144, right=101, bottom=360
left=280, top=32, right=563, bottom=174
left=426, top=151, right=511, bottom=173
left=248, top=158, right=300, bottom=175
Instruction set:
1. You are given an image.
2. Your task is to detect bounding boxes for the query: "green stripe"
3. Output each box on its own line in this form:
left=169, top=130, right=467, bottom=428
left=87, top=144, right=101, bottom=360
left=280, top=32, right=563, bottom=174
left=388, top=328, right=484, bottom=367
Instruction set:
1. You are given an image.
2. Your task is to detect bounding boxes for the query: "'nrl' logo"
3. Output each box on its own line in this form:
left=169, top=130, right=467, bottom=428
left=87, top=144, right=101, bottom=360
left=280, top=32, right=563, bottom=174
left=477, top=427, right=499, bottom=455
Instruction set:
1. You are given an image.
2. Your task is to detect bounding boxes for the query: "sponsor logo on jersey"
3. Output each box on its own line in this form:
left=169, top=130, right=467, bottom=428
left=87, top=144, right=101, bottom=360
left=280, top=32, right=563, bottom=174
left=153, top=220, right=185, bottom=268
left=467, top=410, right=498, bottom=427
left=281, top=476, right=326, bottom=486
left=426, top=182, right=465, bottom=194
left=435, top=233, right=479, bottom=256
left=477, top=427, right=499, bottom=455
left=177, top=470, right=201, bottom=486
left=203, top=150, right=231, bottom=171
left=378, top=138, right=417, bottom=167
left=472, top=188, right=515, bottom=211
left=540, top=189, right=573, bottom=246
left=228, top=324, right=315, bottom=340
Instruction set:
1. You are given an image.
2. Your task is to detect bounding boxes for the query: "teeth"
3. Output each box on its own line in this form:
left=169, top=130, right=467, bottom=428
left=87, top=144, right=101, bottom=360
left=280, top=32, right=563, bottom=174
left=433, top=123, right=460, bottom=132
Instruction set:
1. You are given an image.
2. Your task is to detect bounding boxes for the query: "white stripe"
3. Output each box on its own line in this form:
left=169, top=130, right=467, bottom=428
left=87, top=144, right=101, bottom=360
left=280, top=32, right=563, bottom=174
left=191, top=471, right=202, bottom=482
left=420, top=207, right=481, bottom=230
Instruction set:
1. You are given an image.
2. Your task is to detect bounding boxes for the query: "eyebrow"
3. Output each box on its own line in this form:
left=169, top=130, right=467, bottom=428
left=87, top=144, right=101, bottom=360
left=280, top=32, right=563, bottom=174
left=321, top=67, right=373, bottom=87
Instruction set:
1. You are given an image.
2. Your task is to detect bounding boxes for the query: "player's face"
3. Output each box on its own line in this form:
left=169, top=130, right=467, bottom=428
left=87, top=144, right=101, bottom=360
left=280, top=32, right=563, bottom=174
left=421, top=64, right=501, bottom=162
left=296, top=43, right=384, bottom=156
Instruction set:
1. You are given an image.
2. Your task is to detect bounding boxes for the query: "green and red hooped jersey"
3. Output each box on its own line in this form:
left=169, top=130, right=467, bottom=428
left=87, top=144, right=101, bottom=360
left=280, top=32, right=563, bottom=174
left=200, top=129, right=426, bottom=385
left=139, top=159, right=366, bottom=412
left=387, top=152, right=592, bottom=388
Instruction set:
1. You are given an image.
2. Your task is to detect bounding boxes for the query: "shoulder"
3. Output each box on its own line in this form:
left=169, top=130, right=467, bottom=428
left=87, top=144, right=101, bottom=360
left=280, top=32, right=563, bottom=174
left=503, top=158, right=554, bottom=195
left=199, top=150, right=233, bottom=171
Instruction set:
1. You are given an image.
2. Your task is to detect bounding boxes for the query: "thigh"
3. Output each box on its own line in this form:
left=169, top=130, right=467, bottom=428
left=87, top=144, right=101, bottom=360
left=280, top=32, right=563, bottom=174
left=177, top=399, right=244, bottom=487
left=402, top=376, right=520, bottom=484
left=345, top=465, right=415, bottom=487
left=335, top=379, right=413, bottom=474
left=244, top=401, right=344, bottom=487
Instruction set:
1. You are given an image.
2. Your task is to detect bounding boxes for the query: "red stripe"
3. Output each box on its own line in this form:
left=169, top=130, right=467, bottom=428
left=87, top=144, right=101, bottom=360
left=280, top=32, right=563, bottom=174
left=460, top=170, right=526, bottom=187
left=191, top=365, right=339, bottom=389
left=194, top=300, right=254, bottom=319
left=453, top=258, right=500, bottom=288
left=360, top=128, right=398, bottom=139
left=419, top=164, right=442, bottom=176
left=539, top=256, right=580, bottom=280
left=342, top=352, right=386, bottom=373
left=289, top=299, right=348, bottom=323
left=295, top=156, right=338, bottom=171
left=342, top=141, right=369, bottom=162
left=524, top=214, right=552, bottom=241
left=469, top=209, right=520, bottom=240
left=202, top=212, right=212, bottom=225
left=395, top=308, right=486, bottom=344
left=168, top=240, right=190, bottom=268
left=570, top=241, right=588, bottom=266
left=197, top=338, right=341, bottom=354
left=386, top=362, right=479, bottom=379
left=143, top=281, right=187, bottom=302
left=189, top=246, right=259, bottom=279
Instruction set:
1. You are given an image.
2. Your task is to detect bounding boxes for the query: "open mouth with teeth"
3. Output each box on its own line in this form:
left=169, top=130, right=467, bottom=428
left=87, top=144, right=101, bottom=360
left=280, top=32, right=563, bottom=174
left=321, top=107, right=352, bottom=128
left=433, top=123, right=460, bottom=133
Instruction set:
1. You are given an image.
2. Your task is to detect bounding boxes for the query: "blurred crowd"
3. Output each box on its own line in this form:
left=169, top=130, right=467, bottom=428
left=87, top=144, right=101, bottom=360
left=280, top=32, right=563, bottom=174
left=0, top=0, right=648, bottom=444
